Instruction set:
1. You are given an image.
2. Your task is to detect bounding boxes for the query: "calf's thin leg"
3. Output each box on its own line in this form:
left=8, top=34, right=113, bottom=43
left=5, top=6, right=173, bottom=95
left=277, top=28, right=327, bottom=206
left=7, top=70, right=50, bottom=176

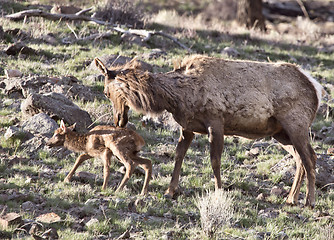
left=165, top=129, right=194, bottom=198
left=132, top=155, right=152, bottom=195
left=101, top=149, right=113, bottom=190
left=115, top=161, right=137, bottom=193
left=64, top=153, right=92, bottom=182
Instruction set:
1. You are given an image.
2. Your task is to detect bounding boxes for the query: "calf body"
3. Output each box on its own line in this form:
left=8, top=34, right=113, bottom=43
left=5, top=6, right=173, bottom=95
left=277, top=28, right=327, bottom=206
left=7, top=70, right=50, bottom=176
left=47, top=121, right=152, bottom=195
left=95, top=55, right=323, bottom=206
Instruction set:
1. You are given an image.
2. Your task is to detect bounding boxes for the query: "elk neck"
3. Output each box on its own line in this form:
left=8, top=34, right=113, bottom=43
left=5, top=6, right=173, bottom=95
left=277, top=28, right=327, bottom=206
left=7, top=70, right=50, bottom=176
left=64, top=131, right=88, bottom=152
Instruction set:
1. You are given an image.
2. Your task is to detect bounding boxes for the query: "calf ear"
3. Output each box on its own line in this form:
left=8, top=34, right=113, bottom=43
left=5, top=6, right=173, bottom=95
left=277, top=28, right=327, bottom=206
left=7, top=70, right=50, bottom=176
left=67, top=123, right=76, bottom=132
left=95, top=58, right=109, bottom=75
left=95, top=58, right=118, bottom=80
left=60, top=120, right=66, bottom=131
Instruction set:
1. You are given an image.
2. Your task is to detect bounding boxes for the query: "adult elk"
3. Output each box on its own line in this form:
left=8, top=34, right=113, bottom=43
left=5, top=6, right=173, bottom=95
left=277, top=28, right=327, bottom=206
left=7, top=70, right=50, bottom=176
left=95, top=55, right=323, bottom=207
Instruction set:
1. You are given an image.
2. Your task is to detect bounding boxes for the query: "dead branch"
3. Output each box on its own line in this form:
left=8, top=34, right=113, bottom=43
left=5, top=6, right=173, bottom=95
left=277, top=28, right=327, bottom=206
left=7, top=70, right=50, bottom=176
left=5, top=9, right=110, bottom=25
left=113, top=27, right=192, bottom=52
left=296, top=0, right=310, bottom=19
left=5, top=9, right=192, bottom=52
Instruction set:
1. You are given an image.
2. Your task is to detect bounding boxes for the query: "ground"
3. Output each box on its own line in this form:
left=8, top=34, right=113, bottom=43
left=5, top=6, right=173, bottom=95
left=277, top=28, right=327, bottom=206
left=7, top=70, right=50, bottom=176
left=0, top=0, right=333, bottom=239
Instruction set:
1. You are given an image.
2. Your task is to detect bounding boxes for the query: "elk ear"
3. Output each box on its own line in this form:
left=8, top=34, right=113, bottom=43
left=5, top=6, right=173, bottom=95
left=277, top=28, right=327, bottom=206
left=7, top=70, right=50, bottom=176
left=95, top=58, right=109, bottom=75
left=60, top=120, right=66, bottom=131
left=95, top=58, right=118, bottom=79
left=67, top=123, right=76, bottom=131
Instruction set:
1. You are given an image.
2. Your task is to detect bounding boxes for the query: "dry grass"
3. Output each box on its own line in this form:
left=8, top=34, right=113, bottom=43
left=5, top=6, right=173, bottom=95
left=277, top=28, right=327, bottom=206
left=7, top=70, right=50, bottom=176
left=195, top=189, right=235, bottom=237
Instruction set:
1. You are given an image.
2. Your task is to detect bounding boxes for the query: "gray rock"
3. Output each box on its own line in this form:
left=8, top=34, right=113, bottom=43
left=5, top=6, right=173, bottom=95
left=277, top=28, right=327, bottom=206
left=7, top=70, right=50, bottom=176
left=4, top=75, right=103, bottom=102
left=221, top=46, right=240, bottom=57
left=21, top=92, right=92, bottom=132
left=85, top=218, right=99, bottom=227
left=20, top=136, right=47, bottom=158
left=89, top=54, right=153, bottom=72
left=21, top=201, right=35, bottom=211
left=4, top=126, right=32, bottom=142
left=22, top=113, right=58, bottom=136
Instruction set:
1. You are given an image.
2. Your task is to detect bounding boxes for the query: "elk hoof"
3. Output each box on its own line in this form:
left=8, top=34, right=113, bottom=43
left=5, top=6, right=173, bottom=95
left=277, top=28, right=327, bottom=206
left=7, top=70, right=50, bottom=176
left=64, top=178, right=71, bottom=183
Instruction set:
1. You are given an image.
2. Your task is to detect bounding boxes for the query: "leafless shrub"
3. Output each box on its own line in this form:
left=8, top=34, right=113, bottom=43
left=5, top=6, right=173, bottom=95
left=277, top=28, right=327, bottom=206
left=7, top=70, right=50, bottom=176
left=319, top=224, right=334, bottom=240
left=95, top=0, right=145, bottom=28
left=195, top=189, right=235, bottom=237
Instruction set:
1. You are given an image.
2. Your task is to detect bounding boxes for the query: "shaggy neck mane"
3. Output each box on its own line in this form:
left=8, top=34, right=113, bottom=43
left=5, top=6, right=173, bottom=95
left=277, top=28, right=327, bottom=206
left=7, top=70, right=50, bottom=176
left=64, top=131, right=87, bottom=152
left=112, top=64, right=182, bottom=115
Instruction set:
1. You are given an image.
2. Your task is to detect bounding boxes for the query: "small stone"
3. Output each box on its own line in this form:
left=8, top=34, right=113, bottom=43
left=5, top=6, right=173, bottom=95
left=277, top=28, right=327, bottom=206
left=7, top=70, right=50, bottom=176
left=41, top=228, right=59, bottom=239
left=5, top=69, right=23, bottom=78
left=0, top=213, right=23, bottom=229
left=75, top=171, right=97, bottom=182
left=256, top=193, right=267, bottom=201
left=221, top=46, right=240, bottom=57
left=270, top=186, right=283, bottom=196
left=36, top=213, right=61, bottom=223
left=21, top=201, right=35, bottom=210
left=249, top=147, right=260, bottom=156
left=85, top=218, right=99, bottom=227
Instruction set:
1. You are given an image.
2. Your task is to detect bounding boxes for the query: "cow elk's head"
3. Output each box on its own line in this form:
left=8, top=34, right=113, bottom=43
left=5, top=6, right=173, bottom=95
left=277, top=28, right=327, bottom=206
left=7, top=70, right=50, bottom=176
left=94, top=57, right=129, bottom=127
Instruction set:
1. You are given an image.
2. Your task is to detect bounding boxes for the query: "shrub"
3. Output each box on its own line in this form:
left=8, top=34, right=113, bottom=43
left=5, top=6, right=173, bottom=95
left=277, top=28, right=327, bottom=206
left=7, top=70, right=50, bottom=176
left=195, top=189, right=235, bottom=237
left=95, top=0, right=144, bottom=28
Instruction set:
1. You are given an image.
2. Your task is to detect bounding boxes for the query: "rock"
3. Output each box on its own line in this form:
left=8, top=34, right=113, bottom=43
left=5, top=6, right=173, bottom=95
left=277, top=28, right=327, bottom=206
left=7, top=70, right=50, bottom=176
left=256, top=193, right=267, bottom=201
left=142, top=49, right=167, bottom=60
left=75, top=171, right=97, bottom=182
left=141, top=111, right=180, bottom=132
left=221, top=46, right=240, bottom=57
left=315, top=154, right=334, bottom=188
left=22, top=113, right=58, bottom=136
left=20, top=136, right=48, bottom=158
left=89, top=54, right=153, bottom=72
left=41, top=228, right=59, bottom=239
left=8, top=156, right=30, bottom=166
left=21, top=201, right=35, bottom=211
left=85, top=198, right=100, bottom=206
left=0, top=26, right=5, bottom=40
left=0, top=213, right=23, bottom=229
left=4, top=75, right=103, bottom=102
left=51, top=5, right=81, bottom=14
left=4, top=126, right=32, bottom=141
left=21, top=92, right=92, bottom=132
left=41, top=33, right=58, bottom=45
left=36, top=213, right=61, bottom=224
left=270, top=186, right=283, bottom=196
left=116, top=228, right=131, bottom=239
left=5, top=42, right=37, bottom=56
left=249, top=147, right=261, bottom=157
left=5, top=69, right=22, bottom=78
left=85, top=218, right=99, bottom=227
left=258, top=208, right=279, bottom=219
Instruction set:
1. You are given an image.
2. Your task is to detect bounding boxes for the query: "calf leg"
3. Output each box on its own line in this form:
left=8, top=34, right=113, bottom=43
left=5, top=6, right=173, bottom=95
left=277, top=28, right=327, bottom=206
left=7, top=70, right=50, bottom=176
left=115, top=161, right=137, bottom=193
left=64, top=153, right=92, bottom=183
left=132, top=155, right=152, bottom=195
left=165, top=129, right=194, bottom=198
left=101, top=149, right=113, bottom=190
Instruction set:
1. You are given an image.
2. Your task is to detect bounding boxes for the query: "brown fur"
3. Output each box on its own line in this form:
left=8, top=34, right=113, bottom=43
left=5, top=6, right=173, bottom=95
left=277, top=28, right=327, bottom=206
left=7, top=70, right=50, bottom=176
left=95, top=55, right=323, bottom=207
left=47, top=121, right=152, bottom=195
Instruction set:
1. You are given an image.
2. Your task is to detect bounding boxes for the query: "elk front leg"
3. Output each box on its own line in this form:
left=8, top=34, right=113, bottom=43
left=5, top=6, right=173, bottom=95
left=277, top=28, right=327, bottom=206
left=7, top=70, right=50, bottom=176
left=208, top=123, right=224, bottom=190
left=165, top=129, right=194, bottom=198
left=101, top=149, right=113, bottom=190
left=64, top=153, right=92, bottom=183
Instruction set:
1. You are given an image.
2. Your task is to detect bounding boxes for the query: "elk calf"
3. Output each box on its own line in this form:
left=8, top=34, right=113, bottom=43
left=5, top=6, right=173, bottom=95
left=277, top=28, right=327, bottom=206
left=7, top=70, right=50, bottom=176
left=47, top=120, right=152, bottom=195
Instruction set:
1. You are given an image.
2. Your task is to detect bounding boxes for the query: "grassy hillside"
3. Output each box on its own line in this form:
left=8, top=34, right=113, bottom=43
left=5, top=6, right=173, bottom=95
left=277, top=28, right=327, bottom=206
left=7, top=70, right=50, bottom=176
left=0, top=0, right=333, bottom=239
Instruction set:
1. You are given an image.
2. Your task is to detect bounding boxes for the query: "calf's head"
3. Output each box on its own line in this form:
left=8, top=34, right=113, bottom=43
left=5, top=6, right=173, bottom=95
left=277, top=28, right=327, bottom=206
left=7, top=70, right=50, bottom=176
left=47, top=120, right=76, bottom=147
left=95, top=58, right=130, bottom=127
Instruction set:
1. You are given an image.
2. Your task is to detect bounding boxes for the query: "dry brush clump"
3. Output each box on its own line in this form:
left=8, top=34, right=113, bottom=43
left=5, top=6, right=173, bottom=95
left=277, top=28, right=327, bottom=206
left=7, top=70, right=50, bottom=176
left=195, top=189, right=235, bottom=237
left=95, top=0, right=145, bottom=28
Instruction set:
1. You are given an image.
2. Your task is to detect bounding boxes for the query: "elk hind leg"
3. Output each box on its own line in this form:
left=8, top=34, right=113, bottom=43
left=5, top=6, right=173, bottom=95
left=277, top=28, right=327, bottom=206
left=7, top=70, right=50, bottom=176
left=274, top=124, right=316, bottom=207
left=132, top=155, right=152, bottom=195
left=101, top=149, right=113, bottom=190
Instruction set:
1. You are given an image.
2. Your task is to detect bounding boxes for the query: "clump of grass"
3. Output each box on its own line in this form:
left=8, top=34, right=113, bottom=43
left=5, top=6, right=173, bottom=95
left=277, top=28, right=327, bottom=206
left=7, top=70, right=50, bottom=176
left=195, top=189, right=235, bottom=237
